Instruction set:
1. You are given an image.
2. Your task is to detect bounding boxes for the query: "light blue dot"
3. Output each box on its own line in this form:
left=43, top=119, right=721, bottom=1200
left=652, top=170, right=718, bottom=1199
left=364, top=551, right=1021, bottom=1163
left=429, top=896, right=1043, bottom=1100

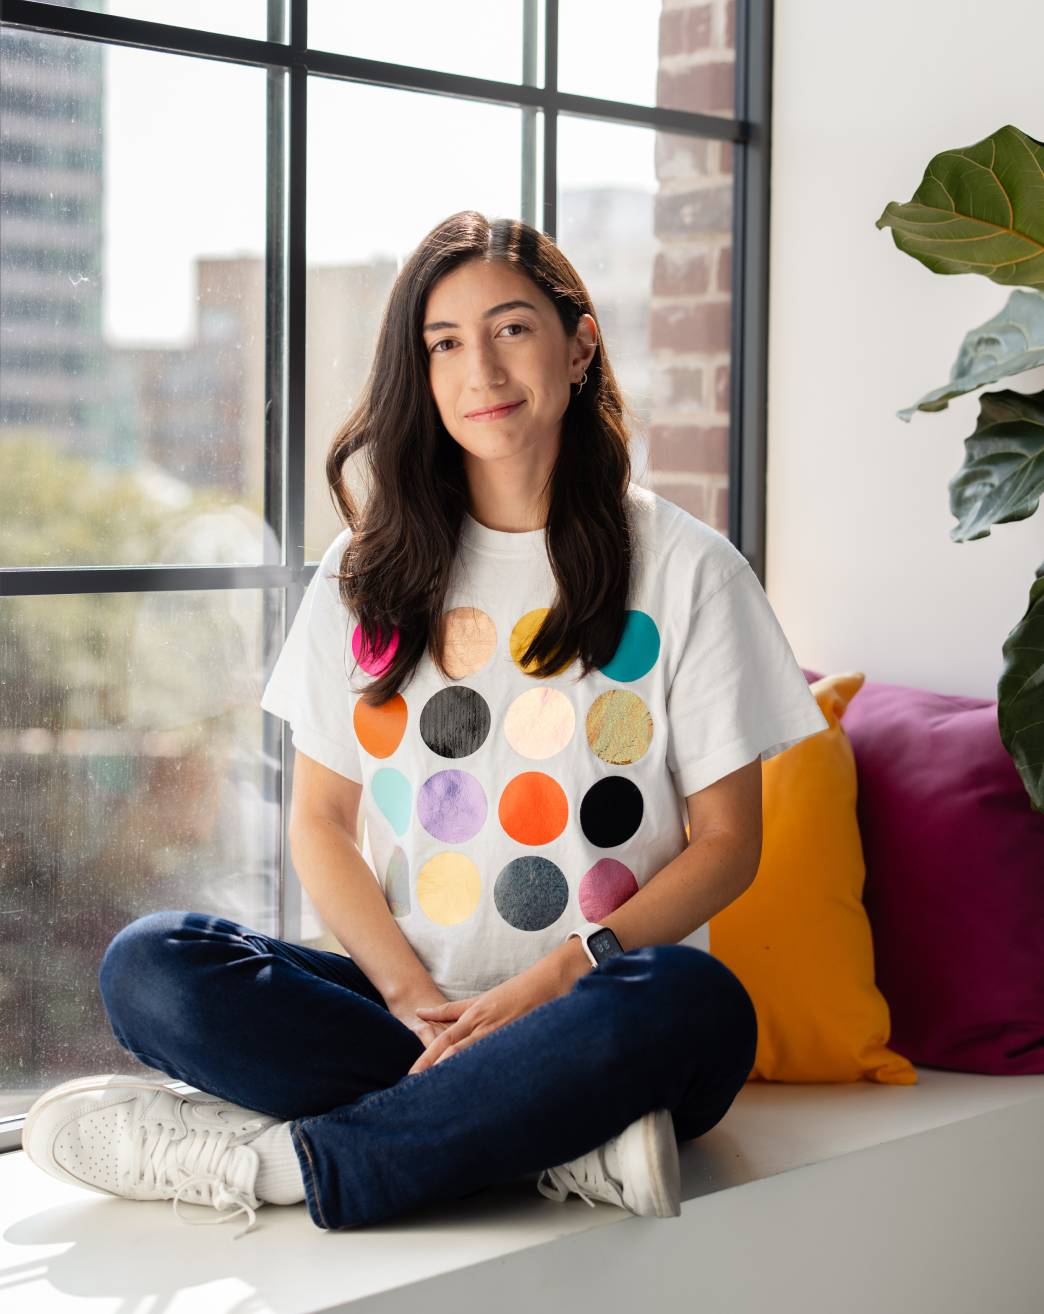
left=372, top=767, right=412, bottom=836
left=599, top=610, right=660, bottom=682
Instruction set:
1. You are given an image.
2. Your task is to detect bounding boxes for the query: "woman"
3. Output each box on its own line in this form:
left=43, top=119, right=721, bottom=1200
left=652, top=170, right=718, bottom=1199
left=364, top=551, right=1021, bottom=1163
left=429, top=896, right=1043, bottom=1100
left=22, top=212, right=828, bottom=1239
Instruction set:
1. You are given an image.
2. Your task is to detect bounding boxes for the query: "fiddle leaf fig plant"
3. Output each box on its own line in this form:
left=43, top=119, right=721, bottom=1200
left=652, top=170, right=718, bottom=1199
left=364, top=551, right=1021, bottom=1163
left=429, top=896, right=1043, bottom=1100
left=897, top=289, right=1044, bottom=421
left=876, top=124, right=1044, bottom=813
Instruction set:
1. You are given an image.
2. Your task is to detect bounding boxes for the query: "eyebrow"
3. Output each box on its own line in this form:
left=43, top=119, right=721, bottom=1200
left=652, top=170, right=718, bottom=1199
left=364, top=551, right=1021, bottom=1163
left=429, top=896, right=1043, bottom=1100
left=422, top=299, right=539, bottom=334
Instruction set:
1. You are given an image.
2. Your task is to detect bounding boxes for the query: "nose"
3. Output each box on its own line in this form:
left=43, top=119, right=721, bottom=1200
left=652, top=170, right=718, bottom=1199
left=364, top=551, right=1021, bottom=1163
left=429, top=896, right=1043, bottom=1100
left=463, top=339, right=507, bottom=392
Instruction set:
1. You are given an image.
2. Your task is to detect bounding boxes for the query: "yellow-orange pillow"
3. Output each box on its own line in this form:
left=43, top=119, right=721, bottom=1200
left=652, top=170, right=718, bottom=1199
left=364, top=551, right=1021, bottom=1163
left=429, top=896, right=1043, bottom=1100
left=708, top=671, right=917, bottom=1084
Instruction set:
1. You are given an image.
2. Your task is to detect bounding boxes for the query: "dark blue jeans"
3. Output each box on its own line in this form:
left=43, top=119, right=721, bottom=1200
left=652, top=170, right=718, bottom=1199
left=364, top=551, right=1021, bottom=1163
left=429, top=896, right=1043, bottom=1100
left=97, top=910, right=757, bottom=1231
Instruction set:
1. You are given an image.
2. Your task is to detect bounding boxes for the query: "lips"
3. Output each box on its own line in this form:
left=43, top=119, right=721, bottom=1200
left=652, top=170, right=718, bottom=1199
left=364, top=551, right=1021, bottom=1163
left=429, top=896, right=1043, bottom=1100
left=465, top=400, right=525, bottom=420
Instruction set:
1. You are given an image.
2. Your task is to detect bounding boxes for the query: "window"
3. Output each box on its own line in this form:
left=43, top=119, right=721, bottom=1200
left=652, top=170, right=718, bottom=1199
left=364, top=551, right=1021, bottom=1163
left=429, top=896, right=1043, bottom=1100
left=0, top=0, right=772, bottom=1141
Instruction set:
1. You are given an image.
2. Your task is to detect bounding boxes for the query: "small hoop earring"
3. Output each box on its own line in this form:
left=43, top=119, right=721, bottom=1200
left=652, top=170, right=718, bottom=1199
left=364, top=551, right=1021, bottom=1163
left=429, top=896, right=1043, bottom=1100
left=574, top=370, right=589, bottom=396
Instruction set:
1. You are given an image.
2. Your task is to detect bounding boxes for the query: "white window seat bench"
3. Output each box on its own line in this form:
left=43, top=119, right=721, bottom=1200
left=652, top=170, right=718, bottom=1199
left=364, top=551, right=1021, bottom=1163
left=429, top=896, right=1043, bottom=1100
left=2, top=1066, right=1042, bottom=1314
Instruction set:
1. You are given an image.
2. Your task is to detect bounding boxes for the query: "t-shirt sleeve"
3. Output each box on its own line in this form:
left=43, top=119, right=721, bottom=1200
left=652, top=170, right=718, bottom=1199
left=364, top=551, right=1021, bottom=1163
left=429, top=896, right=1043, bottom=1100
left=665, top=561, right=829, bottom=798
left=259, top=531, right=364, bottom=784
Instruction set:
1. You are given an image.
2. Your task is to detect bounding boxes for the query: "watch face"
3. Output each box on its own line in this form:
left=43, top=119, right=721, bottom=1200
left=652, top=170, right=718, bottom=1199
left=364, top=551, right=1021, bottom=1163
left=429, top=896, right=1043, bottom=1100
left=589, top=928, right=624, bottom=961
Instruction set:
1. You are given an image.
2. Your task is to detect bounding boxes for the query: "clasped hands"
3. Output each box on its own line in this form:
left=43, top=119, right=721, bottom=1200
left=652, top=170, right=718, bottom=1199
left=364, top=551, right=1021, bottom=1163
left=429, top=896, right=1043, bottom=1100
left=404, top=963, right=563, bottom=1076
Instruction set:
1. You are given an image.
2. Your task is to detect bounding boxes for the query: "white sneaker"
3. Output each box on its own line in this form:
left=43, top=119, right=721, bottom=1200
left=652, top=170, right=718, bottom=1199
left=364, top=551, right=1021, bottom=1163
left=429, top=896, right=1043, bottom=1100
left=536, top=1107, right=681, bottom=1218
left=21, top=1074, right=280, bottom=1239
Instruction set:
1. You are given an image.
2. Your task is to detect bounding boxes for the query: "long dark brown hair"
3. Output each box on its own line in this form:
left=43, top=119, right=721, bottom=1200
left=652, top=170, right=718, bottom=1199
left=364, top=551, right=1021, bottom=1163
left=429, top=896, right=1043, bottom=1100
left=325, top=210, right=641, bottom=707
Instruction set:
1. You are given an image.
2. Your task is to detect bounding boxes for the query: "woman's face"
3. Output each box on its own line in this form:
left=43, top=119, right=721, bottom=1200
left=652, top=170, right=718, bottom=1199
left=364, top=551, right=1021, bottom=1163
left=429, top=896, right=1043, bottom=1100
left=421, top=258, right=596, bottom=470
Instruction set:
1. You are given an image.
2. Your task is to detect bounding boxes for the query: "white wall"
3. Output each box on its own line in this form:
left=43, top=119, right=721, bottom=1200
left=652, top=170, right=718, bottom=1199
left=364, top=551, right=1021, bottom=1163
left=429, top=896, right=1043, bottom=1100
left=766, top=0, right=1044, bottom=699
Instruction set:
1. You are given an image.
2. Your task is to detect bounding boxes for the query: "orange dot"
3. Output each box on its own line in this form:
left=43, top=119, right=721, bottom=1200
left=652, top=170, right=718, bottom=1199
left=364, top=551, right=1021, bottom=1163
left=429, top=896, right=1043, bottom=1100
left=353, top=692, right=408, bottom=759
left=498, top=772, right=569, bottom=846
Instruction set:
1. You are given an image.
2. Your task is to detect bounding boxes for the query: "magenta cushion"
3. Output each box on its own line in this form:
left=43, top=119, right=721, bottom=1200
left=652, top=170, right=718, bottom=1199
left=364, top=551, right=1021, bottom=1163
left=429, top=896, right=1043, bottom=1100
left=802, top=668, right=1044, bottom=1075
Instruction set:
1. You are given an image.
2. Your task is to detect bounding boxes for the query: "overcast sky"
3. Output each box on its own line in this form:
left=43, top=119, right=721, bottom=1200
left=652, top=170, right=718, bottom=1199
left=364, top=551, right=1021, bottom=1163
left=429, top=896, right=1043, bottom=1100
left=97, top=0, right=661, bottom=345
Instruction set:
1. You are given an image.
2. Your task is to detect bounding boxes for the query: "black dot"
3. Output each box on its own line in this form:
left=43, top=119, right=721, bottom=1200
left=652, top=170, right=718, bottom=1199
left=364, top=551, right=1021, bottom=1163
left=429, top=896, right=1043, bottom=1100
left=579, top=776, right=644, bottom=847
left=419, top=686, right=491, bottom=758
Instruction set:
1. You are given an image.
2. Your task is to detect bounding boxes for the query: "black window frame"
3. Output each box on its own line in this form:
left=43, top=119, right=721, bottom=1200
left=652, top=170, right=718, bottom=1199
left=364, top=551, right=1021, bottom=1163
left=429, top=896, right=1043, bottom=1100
left=0, top=0, right=773, bottom=1146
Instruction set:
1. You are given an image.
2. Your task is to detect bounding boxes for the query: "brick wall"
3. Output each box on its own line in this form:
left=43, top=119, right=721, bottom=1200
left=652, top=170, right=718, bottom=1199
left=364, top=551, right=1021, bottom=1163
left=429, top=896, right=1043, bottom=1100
left=649, top=0, right=735, bottom=532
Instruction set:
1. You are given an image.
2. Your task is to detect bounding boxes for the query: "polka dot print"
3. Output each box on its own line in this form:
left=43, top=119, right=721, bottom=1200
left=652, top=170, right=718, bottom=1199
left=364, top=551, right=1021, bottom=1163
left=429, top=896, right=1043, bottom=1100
left=586, top=689, right=653, bottom=765
left=417, top=851, right=482, bottom=925
left=419, top=686, right=491, bottom=757
left=384, top=846, right=411, bottom=917
left=354, top=692, right=407, bottom=758
left=439, top=607, right=497, bottom=678
left=579, top=858, right=640, bottom=921
left=509, top=608, right=576, bottom=677
left=494, top=856, right=570, bottom=931
left=579, top=776, right=644, bottom=848
left=351, top=621, right=399, bottom=676
left=360, top=603, right=662, bottom=934
left=417, top=769, right=487, bottom=843
left=503, top=687, right=575, bottom=759
left=597, top=610, right=660, bottom=682
left=372, top=767, right=412, bottom=836
left=498, top=772, right=569, bottom=845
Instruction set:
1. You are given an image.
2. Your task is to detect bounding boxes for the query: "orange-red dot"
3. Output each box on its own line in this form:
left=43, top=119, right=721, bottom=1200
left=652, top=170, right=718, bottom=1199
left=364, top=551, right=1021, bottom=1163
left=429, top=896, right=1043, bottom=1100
left=498, top=772, right=569, bottom=846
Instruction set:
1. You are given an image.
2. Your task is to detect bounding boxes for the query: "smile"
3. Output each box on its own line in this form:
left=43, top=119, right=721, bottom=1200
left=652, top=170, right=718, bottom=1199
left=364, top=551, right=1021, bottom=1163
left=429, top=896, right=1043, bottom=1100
left=465, top=400, right=525, bottom=421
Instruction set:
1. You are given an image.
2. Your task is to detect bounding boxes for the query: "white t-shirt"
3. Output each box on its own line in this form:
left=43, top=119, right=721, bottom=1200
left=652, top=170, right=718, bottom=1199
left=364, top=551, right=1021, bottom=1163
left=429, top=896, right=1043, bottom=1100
left=260, top=481, right=829, bottom=999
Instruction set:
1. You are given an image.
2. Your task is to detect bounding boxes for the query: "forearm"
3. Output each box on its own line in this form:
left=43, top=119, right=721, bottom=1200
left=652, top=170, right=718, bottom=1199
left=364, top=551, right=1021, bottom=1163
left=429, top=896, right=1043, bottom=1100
left=540, top=828, right=759, bottom=995
left=288, top=815, right=442, bottom=1009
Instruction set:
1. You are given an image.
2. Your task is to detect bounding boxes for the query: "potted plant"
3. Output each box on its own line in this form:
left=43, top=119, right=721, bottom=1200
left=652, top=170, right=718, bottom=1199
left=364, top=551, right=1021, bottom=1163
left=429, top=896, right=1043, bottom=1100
left=876, top=123, right=1044, bottom=813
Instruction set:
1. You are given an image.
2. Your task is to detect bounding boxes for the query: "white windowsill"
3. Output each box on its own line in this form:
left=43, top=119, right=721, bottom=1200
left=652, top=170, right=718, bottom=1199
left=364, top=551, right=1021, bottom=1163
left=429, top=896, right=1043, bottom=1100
left=3, top=1067, right=1043, bottom=1314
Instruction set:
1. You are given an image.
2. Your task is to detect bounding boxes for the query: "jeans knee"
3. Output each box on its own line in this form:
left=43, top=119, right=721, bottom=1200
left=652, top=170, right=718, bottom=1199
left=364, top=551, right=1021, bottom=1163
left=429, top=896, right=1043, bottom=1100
left=98, top=910, right=194, bottom=1032
left=622, top=942, right=758, bottom=1071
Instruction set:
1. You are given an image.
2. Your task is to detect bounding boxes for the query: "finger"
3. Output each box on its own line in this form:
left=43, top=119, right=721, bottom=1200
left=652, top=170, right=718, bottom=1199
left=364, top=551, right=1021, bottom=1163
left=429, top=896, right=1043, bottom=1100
left=434, top=1023, right=492, bottom=1065
left=410, top=1018, right=475, bottom=1074
left=407, top=1029, right=455, bottom=1075
left=416, top=1000, right=469, bottom=1019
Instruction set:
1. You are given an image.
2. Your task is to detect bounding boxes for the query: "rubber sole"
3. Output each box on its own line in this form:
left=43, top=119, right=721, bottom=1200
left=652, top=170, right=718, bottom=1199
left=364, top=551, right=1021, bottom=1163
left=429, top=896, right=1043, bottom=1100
left=620, top=1107, right=682, bottom=1217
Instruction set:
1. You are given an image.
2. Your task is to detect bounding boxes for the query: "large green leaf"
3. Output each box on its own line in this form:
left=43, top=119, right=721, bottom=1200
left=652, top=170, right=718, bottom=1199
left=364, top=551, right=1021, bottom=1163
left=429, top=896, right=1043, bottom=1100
left=898, top=289, right=1044, bottom=420
left=948, top=389, right=1044, bottom=541
left=876, top=124, right=1044, bottom=288
left=998, top=563, right=1044, bottom=813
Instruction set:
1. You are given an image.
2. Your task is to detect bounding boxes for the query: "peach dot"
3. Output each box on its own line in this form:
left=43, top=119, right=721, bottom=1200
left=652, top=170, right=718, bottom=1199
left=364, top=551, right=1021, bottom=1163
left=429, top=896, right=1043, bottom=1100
left=503, top=687, right=575, bottom=759
left=439, top=607, right=497, bottom=678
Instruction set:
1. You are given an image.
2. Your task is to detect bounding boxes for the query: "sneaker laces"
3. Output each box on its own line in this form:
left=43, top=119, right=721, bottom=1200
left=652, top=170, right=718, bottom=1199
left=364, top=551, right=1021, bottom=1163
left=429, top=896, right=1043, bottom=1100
left=536, top=1144, right=627, bottom=1210
left=130, top=1112, right=267, bottom=1240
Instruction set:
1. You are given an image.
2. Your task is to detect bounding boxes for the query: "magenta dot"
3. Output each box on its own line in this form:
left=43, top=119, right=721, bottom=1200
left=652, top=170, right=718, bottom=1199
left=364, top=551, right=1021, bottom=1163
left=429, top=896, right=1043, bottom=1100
left=578, top=859, right=639, bottom=922
left=352, top=621, right=400, bottom=676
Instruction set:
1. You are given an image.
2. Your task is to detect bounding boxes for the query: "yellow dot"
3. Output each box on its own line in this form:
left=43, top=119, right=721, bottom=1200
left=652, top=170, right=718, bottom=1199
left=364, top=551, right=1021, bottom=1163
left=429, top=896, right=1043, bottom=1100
left=509, top=608, right=575, bottom=677
left=416, top=851, right=482, bottom=926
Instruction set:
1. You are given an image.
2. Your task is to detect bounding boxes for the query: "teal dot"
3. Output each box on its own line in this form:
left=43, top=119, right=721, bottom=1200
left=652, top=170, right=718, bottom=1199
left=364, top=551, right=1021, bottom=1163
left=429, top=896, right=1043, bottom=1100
left=600, top=610, right=660, bottom=682
left=372, top=767, right=412, bottom=836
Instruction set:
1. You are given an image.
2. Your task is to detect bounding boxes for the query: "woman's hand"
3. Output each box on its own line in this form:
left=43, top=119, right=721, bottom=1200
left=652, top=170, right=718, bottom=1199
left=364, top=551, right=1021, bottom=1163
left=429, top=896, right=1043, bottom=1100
left=389, top=991, right=455, bottom=1049
left=405, top=964, right=564, bottom=1076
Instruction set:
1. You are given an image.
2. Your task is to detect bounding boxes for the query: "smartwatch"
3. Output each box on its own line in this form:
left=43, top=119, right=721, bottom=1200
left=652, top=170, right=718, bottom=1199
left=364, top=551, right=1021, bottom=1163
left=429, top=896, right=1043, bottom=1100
left=567, top=920, right=625, bottom=967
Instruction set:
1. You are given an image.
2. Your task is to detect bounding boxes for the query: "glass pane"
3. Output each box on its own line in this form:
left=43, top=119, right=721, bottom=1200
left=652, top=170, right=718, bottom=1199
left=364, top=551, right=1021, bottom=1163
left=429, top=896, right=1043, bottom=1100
left=559, top=0, right=736, bottom=118
left=0, top=588, right=289, bottom=1119
left=40, top=0, right=280, bottom=43
left=0, top=26, right=273, bottom=567
left=309, top=0, right=535, bottom=86
left=304, top=81, right=537, bottom=559
left=558, top=115, right=734, bottom=533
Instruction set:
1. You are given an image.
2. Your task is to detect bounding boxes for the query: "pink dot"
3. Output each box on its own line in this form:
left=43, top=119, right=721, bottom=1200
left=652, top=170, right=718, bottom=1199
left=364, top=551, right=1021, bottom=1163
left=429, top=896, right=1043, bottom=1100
left=352, top=622, right=399, bottom=676
left=579, top=859, right=639, bottom=922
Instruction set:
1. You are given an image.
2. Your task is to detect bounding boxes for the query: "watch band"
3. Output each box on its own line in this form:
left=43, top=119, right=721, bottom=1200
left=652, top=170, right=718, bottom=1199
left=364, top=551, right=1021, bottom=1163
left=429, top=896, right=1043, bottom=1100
left=567, top=921, right=604, bottom=967
left=567, top=920, right=624, bottom=966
